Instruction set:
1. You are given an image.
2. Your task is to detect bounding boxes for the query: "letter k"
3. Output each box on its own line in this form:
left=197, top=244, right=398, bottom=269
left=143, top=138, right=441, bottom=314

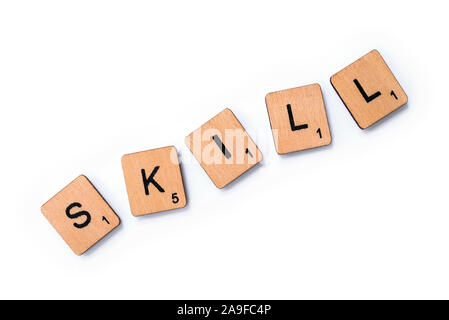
left=141, top=167, right=165, bottom=195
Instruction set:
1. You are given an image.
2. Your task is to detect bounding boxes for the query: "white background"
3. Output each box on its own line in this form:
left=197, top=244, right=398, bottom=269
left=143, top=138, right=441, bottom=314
left=1, top=0, right=448, bottom=299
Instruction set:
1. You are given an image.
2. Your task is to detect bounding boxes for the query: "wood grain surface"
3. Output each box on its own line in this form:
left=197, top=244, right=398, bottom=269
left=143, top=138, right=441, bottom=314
left=185, top=108, right=262, bottom=189
left=265, top=83, right=332, bottom=154
left=331, top=49, right=408, bottom=129
left=122, top=146, right=187, bottom=216
left=41, top=175, right=120, bottom=255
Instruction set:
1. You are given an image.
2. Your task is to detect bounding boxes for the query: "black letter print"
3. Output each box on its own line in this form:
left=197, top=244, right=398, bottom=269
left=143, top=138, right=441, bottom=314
left=391, top=90, right=398, bottom=100
left=65, top=202, right=91, bottom=229
left=287, top=104, right=308, bottom=131
left=212, top=135, right=232, bottom=159
left=102, top=216, right=110, bottom=225
left=142, top=167, right=165, bottom=195
left=354, top=79, right=381, bottom=103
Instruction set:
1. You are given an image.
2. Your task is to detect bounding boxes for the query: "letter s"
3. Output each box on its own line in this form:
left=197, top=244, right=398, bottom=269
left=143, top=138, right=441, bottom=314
left=65, top=202, right=91, bottom=229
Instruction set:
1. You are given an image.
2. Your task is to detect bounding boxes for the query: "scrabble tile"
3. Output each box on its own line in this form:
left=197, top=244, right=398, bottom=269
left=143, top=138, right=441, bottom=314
left=185, top=108, right=262, bottom=189
left=41, top=175, right=120, bottom=256
left=265, top=83, right=332, bottom=154
left=121, top=146, right=187, bottom=216
left=331, top=49, right=408, bottom=129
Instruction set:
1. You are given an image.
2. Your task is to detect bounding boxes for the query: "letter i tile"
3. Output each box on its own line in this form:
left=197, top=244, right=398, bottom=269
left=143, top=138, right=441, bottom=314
left=185, top=108, right=263, bottom=189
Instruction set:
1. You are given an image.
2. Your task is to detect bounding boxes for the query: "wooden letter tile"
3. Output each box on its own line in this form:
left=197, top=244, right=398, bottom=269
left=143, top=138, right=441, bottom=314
left=185, top=108, right=262, bottom=189
left=331, top=49, right=408, bottom=129
left=265, top=83, right=332, bottom=154
left=121, top=146, right=187, bottom=216
left=41, top=175, right=120, bottom=255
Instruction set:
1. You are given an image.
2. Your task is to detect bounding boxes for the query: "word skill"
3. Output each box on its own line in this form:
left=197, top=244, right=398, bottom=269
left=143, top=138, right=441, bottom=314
left=41, top=49, right=408, bottom=255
